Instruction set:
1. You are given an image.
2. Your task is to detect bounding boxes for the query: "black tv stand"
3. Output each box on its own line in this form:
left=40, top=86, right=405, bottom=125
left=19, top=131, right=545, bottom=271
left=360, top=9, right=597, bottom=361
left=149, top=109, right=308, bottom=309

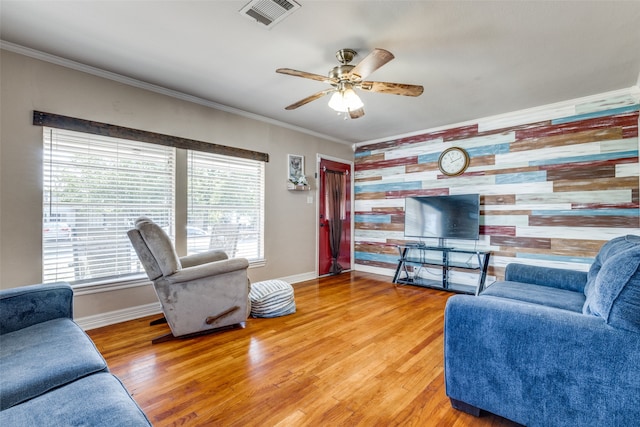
left=393, top=244, right=491, bottom=295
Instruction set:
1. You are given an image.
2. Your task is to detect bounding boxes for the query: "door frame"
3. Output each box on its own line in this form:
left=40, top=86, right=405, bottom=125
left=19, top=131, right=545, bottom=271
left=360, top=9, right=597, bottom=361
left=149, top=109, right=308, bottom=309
left=315, top=153, right=355, bottom=277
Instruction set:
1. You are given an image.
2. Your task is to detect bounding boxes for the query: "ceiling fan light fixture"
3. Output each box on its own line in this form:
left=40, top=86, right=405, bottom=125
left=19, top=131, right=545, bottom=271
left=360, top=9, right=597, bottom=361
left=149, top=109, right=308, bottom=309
left=328, top=88, right=363, bottom=113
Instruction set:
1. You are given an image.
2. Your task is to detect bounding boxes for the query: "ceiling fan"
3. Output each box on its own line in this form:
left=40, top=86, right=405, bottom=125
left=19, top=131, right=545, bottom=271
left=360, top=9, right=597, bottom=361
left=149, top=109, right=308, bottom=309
left=276, top=48, right=424, bottom=119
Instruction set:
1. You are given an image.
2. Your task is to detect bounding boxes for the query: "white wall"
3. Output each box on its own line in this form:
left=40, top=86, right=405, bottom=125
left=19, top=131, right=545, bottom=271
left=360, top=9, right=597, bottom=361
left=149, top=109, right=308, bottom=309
left=0, top=49, right=353, bottom=321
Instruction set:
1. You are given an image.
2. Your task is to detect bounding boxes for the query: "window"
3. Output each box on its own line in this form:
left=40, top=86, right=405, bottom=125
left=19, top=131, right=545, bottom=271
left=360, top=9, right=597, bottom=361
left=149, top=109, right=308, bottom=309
left=43, top=128, right=175, bottom=284
left=187, top=151, right=265, bottom=261
left=43, top=124, right=267, bottom=285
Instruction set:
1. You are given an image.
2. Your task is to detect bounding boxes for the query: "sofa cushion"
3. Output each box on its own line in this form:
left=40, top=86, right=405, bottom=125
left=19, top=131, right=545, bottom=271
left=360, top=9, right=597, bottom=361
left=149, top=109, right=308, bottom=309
left=584, top=235, right=640, bottom=298
left=0, top=318, right=108, bottom=410
left=0, top=372, right=151, bottom=426
left=481, top=281, right=586, bottom=313
left=0, top=282, right=73, bottom=335
left=583, top=245, right=640, bottom=333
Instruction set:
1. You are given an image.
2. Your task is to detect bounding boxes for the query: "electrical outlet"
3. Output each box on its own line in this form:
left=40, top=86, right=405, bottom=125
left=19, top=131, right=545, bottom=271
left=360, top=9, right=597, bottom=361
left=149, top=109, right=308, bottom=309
left=307, top=196, right=313, bottom=204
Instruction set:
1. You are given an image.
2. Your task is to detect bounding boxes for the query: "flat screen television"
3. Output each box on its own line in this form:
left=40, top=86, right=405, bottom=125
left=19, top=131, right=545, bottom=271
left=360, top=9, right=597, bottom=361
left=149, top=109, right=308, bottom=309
left=404, top=194, right=480, bottom=242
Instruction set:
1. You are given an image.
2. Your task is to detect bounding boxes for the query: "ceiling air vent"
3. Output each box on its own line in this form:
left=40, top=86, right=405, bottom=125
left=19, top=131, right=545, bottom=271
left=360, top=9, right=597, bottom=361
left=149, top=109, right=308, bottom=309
left=239, top=0, right=301, bottom=28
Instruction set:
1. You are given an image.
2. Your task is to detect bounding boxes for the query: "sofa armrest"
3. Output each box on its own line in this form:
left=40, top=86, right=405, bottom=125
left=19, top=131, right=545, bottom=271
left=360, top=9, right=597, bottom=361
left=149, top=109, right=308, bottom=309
left=444, top=295, right=640, bottom=425
left=166, top=258, right=249, bottom=284
left=0, top=282, right=73, bottom=335
left=504, top=263, right=587, bottom=293
left=179, top=250, right=228, bottom=268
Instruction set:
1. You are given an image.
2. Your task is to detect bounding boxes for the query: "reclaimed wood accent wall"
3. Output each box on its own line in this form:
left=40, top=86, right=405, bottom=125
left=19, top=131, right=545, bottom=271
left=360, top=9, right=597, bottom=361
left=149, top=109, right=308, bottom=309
left=354, top=91, right=640, bottom=281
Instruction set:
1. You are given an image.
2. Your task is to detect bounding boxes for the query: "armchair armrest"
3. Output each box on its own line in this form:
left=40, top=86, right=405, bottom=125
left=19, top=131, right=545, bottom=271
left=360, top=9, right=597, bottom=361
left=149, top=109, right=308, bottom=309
left=166, top=258, right=249, bottom=284
left=0, top=282, right=73, bottom=335
left=504, top=263, right=587, bottom=293
left=180, top=250, right=228, bottom=268
left=444, top=295, right=640, bottom=425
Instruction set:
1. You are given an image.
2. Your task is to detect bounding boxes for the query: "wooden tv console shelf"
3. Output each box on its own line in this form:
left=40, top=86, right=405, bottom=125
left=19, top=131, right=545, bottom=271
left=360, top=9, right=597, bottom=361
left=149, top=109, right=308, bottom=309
left=392, top=244, right=491, bottom=295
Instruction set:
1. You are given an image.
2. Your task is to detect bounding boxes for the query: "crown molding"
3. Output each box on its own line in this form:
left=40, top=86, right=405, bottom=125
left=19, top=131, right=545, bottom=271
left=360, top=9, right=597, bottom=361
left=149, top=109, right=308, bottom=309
left=0, top=40, right=348, bottom=145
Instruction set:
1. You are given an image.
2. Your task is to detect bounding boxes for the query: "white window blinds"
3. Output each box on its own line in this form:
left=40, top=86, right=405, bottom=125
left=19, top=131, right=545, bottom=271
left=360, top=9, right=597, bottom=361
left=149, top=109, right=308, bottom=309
left=43, top=128, right=175, bottom=284
left=187, top=151, right=265, bottom=262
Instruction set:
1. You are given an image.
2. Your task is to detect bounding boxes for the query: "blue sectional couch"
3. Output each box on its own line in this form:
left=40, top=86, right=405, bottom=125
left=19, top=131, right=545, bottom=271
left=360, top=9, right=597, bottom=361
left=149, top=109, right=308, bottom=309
left=444, top=235, right=640, bottom=426
left=0, top=282, right=151, bottom=426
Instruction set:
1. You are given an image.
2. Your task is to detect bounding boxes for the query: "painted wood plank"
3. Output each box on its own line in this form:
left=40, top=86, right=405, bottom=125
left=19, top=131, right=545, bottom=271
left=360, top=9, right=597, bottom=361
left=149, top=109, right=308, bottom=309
left=495, top=171, right=547, bottom=185
left=510, top=128, right=623, bottom=153
left=489, top=255, right=591, bottom=272
left=553, top=176, right=639, bottom=192
left=531, top=208, right=639, bottom=217
left=515, top=226, right=639, bottom=240
left=482, top=215, right=530, bottom=227
left=450, top=181, right=554, bottom=196
left=616, top=163, right=640, bottom=177
left=486, top=203, right=571, bottom=211
left=448, top=131, right=516, bottom=149
left=530, top=150, right=638, bottom=167
left=354, top=229, right=405, bottom=241
left=481, top=226, right=517, bottom=236
left=516, top=111, right=638, bottom=140
left=550, top=238, right=607, bottom=256
left=355, top=222, right=404, bottom=232
left=575, top=92, right=640, bottom=115
left=384, top=188, right=450, bottom=199
left=355, top=181, right=423, bottom=194
left=571, top=202, right=639, bottom=210
left=355, top=199, right=404, bottom=212
left=353, top=259, right=397, bottom=270
left=601, top=137, right=638, bottom=154
left=355, top=165, right=404, bottom=180
left=383, top=139, right=444, bottom=160
left=354, top=251, right=398, bottom=264
left=355, top=176, right=383, bottom=183
left=354, top=214, right=392, bottom=224
left=495, top=140, right=602, bottom=165
left=355, top=191, right=389, bottom=200
left=514, top=252, right=595, bottom=264
left=355, top=153, right=385, bottom=165
left=546, top=164, right=616, bottom=181
left=517, top=189, right=631, bottom=204
left=428, top=175, right=496, bottom=188
left=354, top=243, right=398, bottom=255
left=483, top=194, right=516, bottom=205
left=371, top=207, right=406, bottom=214
left=529, top=215, right=638, bottom=228
left=490, top=236, right=551, bottom=249
left=356, top=156, right=419, bottom=171
left=551, top=104, right=640, bottom=125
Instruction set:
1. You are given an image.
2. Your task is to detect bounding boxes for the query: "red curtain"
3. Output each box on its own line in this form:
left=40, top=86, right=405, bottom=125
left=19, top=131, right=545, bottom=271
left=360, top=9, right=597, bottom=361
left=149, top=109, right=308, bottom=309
left=325, top=170, right=345, bottom=275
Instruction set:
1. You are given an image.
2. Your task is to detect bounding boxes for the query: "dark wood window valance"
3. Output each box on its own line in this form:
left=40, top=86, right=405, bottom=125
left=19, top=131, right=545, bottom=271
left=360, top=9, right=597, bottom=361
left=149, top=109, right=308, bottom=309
left=33, top=111, right=269, bottom=162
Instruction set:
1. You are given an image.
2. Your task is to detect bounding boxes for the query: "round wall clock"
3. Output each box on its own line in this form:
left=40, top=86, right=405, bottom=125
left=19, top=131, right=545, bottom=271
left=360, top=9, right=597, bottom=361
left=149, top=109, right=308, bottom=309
left=438, top=147, right=470, bottom=176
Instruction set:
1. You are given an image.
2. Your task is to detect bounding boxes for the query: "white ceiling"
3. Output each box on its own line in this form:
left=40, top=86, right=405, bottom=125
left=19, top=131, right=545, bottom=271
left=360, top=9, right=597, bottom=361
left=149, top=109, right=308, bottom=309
left=2, top=1, right=640, bottom=145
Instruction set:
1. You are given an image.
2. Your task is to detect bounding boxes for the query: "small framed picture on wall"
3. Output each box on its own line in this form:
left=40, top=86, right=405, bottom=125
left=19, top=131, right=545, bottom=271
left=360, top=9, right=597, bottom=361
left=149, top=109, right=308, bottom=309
left=288, top=154, right=304, bottom=182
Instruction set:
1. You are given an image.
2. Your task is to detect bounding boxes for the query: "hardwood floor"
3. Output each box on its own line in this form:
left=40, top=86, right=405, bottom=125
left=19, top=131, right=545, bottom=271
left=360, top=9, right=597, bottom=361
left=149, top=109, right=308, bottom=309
left=88, top=271, right=520, bottom=427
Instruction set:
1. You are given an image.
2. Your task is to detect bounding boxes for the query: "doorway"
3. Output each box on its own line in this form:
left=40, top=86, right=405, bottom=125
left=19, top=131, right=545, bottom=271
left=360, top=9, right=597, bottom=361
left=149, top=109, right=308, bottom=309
left=317, top=155, right=353, bottom=276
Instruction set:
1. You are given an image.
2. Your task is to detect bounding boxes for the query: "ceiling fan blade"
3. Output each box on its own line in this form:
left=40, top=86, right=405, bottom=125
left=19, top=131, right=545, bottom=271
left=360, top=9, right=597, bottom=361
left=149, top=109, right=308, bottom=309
left=276, top=68, right=333, bottom=83
left=285, top=89, right=334, bottom=110
left=359, top=81, right=424, bottom=97
left=349, top=107, right=365, bottom=119
left=349, top=48, right=395, bottom=80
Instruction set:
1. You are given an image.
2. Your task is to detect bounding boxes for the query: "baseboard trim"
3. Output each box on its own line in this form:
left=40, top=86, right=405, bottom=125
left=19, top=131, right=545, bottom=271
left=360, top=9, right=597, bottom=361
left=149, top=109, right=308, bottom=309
left=279, top=271, right=317, bottom=285
left=77, top=302, right=162, bottom=331
left=76, top=272, right=318, bottom=330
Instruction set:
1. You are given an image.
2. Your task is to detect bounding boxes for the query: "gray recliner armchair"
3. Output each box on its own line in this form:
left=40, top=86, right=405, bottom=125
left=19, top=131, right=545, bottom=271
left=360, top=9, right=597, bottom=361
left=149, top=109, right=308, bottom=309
left=127, top=217, right=250, bottom=343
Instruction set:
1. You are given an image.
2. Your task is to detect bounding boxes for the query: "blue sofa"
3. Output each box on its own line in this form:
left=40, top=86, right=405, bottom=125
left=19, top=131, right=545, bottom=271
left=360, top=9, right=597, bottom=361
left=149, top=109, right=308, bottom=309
left=444, top=235, right=640, bottom=426
left=0, top=282, right=151, bottom=426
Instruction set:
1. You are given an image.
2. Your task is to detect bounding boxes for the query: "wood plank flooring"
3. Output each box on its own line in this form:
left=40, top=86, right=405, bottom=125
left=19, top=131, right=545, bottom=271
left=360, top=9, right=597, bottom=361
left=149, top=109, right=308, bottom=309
left=87, top=271, right=520, bottom=427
